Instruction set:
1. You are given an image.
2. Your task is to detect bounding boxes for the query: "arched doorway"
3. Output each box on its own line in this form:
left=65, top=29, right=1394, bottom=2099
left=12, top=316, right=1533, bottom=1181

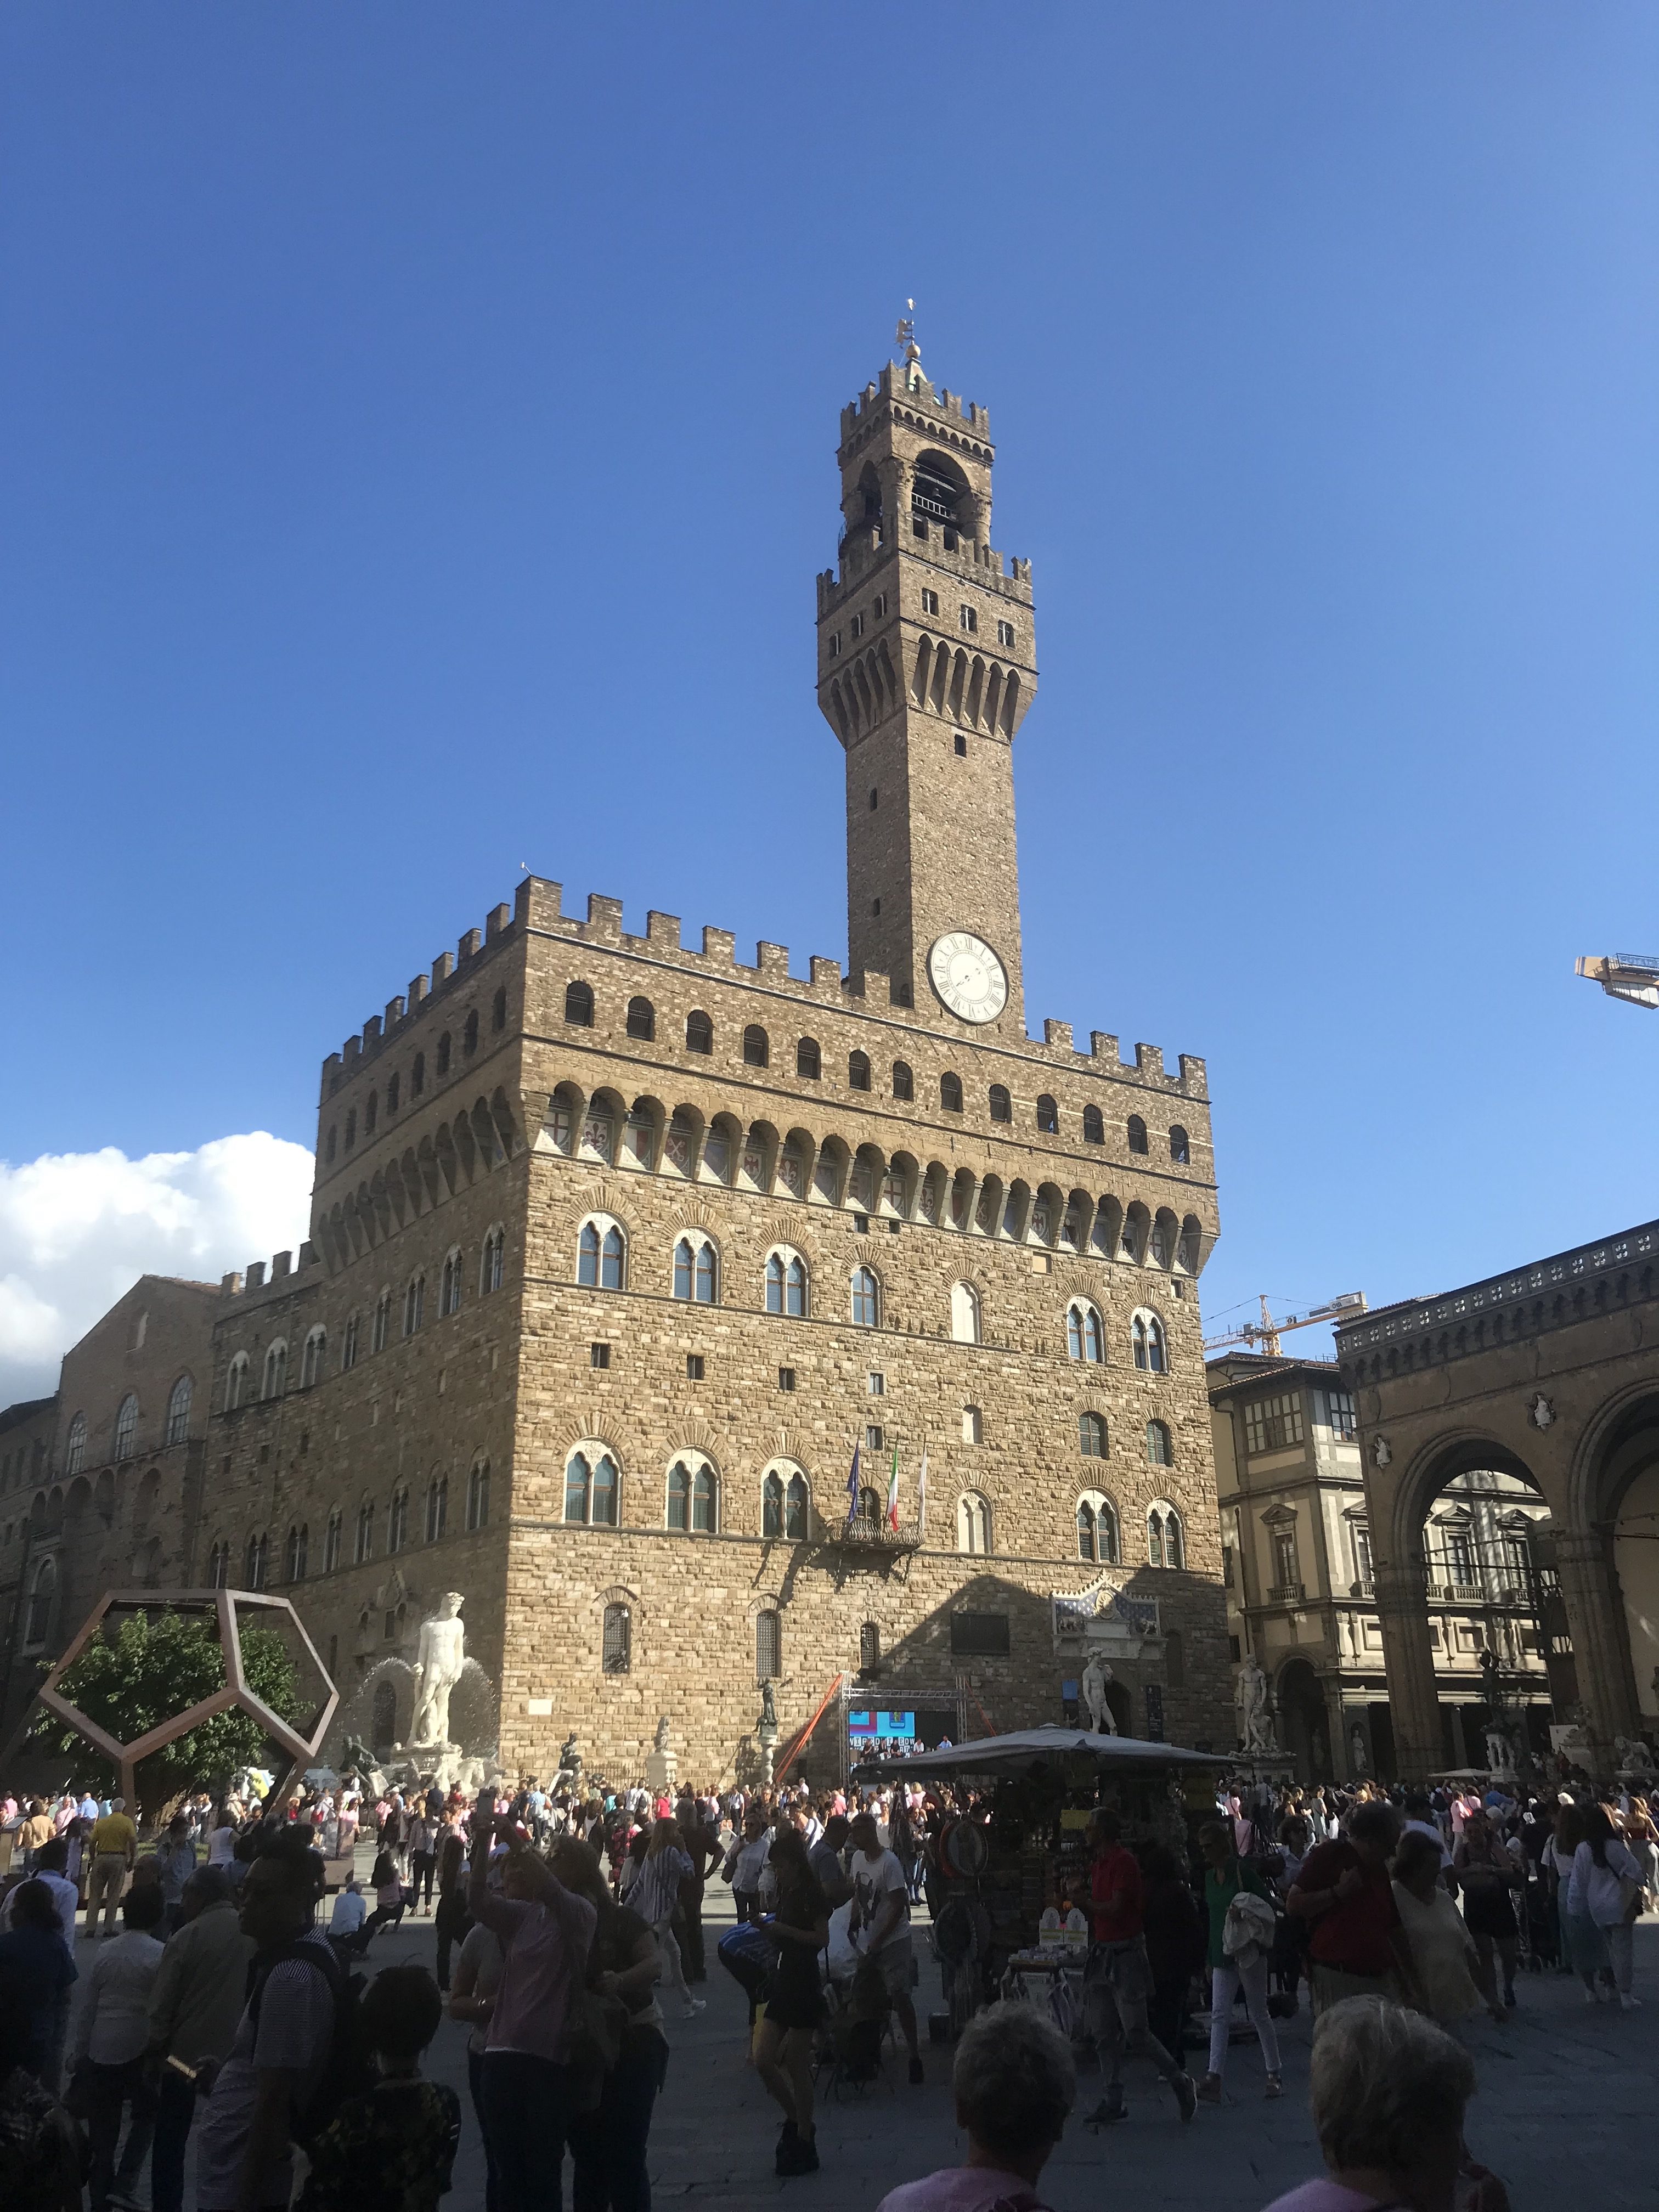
left=1417, top=1462, right=1558, bottom=1769
left=1277, top=1657, right=1331, bottom=1785
left=1103, top=1679, right=1133, bottom=1737
left=1586, top=1392, right=1659, bottom=1736
left=371, top=1678, right=397, bottom=1757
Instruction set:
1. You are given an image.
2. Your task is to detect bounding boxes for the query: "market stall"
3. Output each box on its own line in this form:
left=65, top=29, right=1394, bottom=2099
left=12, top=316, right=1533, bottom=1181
left=853, top=1725, right=1228, bottom=2029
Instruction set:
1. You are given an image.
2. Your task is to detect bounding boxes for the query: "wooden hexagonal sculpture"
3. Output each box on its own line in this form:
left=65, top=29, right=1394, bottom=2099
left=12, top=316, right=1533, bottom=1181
left=14, top=1587, right=338, bottom=1809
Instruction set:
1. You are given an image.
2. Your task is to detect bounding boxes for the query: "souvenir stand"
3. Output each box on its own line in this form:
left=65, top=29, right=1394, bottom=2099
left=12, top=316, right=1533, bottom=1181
left=852, top=1725, right=1227, bottom=2032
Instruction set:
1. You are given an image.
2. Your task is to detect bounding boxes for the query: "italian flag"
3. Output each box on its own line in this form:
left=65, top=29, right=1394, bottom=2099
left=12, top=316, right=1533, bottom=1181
left=887, top=1442, right=901, bottom=1531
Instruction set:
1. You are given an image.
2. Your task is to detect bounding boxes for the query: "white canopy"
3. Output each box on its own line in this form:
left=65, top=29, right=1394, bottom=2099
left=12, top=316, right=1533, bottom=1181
left=850, top=1724, right=1228, bottom=1781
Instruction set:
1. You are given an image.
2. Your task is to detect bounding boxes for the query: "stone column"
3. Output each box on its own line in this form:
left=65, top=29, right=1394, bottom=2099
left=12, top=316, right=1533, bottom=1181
left=1374, top=1562, right=1441, bottom=1782
left=1554, top=1530, right=1639, bottom=1765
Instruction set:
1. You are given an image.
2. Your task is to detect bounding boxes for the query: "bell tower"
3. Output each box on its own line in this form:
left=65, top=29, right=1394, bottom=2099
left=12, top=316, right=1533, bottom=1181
left=816, top=324, right=1037, bottom=1039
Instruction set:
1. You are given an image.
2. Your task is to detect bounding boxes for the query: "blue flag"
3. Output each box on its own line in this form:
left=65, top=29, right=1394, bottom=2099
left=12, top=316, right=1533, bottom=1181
left=846, top=1440, right=861, bottom=1523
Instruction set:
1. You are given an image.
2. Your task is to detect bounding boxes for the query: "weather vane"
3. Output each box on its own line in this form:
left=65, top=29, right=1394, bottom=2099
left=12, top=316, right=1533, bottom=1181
left=896, top=298, right=918, bottom=357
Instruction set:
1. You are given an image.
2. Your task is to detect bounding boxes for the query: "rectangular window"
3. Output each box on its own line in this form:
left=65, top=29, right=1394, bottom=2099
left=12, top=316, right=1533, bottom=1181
left=1244, top=1392, right=1306, bottom=1453
left=852, top=1212, right=870, bottom=1234
left=778, top=1367, right=795, bottom=1392
left=1325, top=1389, right=1357, bottom=1442
left=1222, top=1544, right=1234, bottom=1589
left=1228, top=1634, right=1242, bottom=1663
left=996, top=618, right=1015, bottom=648
left=954, top=733, right=967, bottom=757
left=590, top=1343, right=611, bottom=1370
left=1353, top=1527, right=1374, bottom=1583
left=686, top=1354, right=705, bottom=1381
left=1364, top=1622, right=1384, bottom=1647
left=962, top=1406, right=981, bottom=1444
left=958, top=605, right=977, bottom=634
left=950, top=1611, right=1010, bottom=1657
left=867, top=1373, right=884, bottom=1396
left=921, top=588, right=939, bottom=616
left=1272, top=1531, right=1299, bottom=1590
left=865, top=1424, right=883, bottom=1453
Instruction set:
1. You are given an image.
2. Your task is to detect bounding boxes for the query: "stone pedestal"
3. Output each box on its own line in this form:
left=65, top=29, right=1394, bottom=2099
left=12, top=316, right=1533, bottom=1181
left=758, top=1719, right=779, bottom=1787
left=644, top=1743, right=678, bottom=1798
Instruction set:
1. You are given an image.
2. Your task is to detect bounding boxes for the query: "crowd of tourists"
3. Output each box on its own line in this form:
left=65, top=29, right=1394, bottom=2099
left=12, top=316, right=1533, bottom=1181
left=0, top=1757, right=1649, bottom=2212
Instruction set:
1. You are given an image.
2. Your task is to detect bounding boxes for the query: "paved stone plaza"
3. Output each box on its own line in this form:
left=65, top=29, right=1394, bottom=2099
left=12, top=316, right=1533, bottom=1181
left=348, top=1887, right=1659, bottom=2212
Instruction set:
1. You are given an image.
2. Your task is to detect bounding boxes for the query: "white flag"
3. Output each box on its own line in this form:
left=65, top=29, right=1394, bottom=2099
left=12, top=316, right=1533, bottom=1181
left=917, top=1450, right=928, bottom=1539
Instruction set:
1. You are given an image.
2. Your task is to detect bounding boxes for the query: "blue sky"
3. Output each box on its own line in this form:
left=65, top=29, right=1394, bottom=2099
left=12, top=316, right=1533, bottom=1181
left=3, top=4, right=1657, bottom=1391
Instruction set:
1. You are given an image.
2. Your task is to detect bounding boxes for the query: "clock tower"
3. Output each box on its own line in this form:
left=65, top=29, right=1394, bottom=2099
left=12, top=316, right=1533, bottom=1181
left=816, top=329, right=1037, bottom=1039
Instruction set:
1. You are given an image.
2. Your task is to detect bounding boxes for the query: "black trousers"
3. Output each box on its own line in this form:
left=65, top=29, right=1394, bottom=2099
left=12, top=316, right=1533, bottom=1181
left=85, top=2055, right=157, bottom=2212
left=567, top=2035, right=668, bottom=2212
left=149, top=2067, right=196, bottom=2212
left=679, top=1882, right=706, bottom=1979
left=482, top=2051, right=575, bottom=2212
left=409, top=1850, right=436, bottom=1908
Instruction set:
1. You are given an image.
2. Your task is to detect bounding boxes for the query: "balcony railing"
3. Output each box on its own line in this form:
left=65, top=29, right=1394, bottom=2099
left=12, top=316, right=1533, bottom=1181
left=1267, top=1582, right=1306, bottom=1605
left=822, top=1517, right=921, bottom=1560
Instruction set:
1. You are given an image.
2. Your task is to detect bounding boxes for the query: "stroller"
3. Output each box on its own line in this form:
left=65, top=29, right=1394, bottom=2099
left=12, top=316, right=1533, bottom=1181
left=817, top=1954, right=892, bottom=2100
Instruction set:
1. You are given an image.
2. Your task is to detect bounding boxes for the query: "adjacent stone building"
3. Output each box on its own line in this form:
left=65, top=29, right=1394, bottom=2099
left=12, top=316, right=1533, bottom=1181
left=1209, top=1351, right=1551, bottom=1786
left=5, top=345, right=1233, bottom=1786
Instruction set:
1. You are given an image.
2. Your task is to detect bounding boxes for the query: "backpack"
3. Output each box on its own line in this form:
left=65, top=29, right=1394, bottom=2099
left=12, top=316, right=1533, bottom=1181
left=246, top=1938, right=374, bottom=2149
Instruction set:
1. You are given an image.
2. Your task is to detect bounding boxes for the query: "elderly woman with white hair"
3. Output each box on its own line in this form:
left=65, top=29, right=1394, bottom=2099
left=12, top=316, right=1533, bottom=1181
left=1261, top=1996, right=1509, bottom=2212
left=876, top=2004, right=1076, bottom=2212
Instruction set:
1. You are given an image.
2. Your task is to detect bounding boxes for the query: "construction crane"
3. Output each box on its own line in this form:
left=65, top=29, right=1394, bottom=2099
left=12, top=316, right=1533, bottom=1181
left=1576, top=954, right=1659, bottom=1012
left=1203, top=1291, right=1368, bottom=1357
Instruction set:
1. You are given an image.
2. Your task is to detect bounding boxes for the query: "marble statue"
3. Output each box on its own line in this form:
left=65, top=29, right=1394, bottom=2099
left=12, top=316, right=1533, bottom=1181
left=758, top=1679, right=778, bottom=1734
left=557, top=1733, right=583, bottom=1778
left=1484, top=1726, right=1514, bottom=1775
left=1081, top=1654, right=1118, bottom=1736
left=1349, top=1724, right=1368, bottom=1776
left=654, top=1715, right=671, bottom=1753
left=1615, top=1733, right=1656, bottom=1774
left=410, top=1593, right=467, bottom=1746
left=1235, top=1655, right=1275, bottom=1753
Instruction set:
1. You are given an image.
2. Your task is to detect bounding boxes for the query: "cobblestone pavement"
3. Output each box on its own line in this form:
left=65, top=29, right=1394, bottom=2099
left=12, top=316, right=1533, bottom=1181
left=81, top=1876, right=1659, bottom=2211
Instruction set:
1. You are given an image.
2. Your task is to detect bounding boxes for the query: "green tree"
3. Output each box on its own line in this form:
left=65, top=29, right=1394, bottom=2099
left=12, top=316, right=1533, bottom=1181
left=28, top=1608, right=304, bottom=1822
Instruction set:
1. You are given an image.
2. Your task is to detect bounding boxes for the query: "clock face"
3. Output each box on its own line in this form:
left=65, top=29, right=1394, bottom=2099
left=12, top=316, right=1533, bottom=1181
left=928, top=932, right=1009, bottom=1024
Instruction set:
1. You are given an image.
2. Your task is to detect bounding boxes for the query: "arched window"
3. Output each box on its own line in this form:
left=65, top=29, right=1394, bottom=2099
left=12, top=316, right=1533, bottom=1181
left=165, top=1375, right=193, bottom=1445
left=373, top=1291, right=391, bottom=1353
left=411, top=1050, right=426, bottom=1097
left=565, top=980, right=594, bottom=1026
left=404, top=1276, right=425, bottom=1337
left=956, top=1492, right=992, bottom=1555
left=324, top=1511, right=342, bottom=1572
left=940, top=1073, right=963, bottom=1113
left=989, top=1084, right=1012, bottom=1124
left=208, top=1541, right=228, bottom=1589
left=114, top=1393, right=138, bottom=1460
left=25, top=1555, right=55, bottom=1644
left=285, top=1523, right=308, bottom=1582
left=463, top=1010, right=479, bottom=1057
left=262, top=1344, right=287, bottom=1400
left=388, top=1073, right=401, bottom=1114
left=627, top=996, right=655, bottom=1041
left=1169, top=1125, right=1190, bottom=1165
left=342, top=1315, right=359, bottom=1370
left=1077, top=1492, right=1120, bottom=1564
left=571, top=1221, right=624, bottom=1291
left=1079, top=1410, right=1107, bottom=1458
left=796, top=1037, right=821, bottom=1080
left=686, top=1009, right=713, bottom=1054
left=1132, top=1311, right=1167, bottom=1373
left=1146, top=1419, right=1172, bottom=1466
left=602, top=1602, right=631, bottom=1674
left=765, top=1250, right=809, bottom=1317
left=850, top=1267, right=880, bottom=1327
left=860, top=1622, right=881, bottom=1675
left=388, top=1487, right=409, bottom=1553
left=371, top=1679, right=397, bottom=1752
left=565, top=1449, right=620, bottom=1527
left=325, top=1127, right=337, bottom=1165
left=345, top=1108, right=357, bottom=1152
left=64, top=1413, right=86, bottom=1477
left=950, top=1282, right=980, bottom=1344
left=492, top=986, right=507, bottom=1033
left=1148, top=1502, right=1184, bottom=1570
left=848, top=1050, right=871, bottom=1091
left=1127, top=1115, right=1149, bottom=1155
left=742, top=1024, right=769, bottom=1068
left=1066, top=1301, right=1104, bottom=1363
left=467, top=1458, right=490, bottom=1530
left=667, top=1455, right=718, bottom=1533
left=224, top=1358, right=248, bottom=1413
left=673, top=1235, right=718, bottom=1303
left=245, top=1532, right=267, bottom=1590
left=763, top=1467, right=809, bottom=1539
left=1082, top=1104, right=1104, bottom=1144
left=300, top=1328, right=326, bottom=1388
left=1036, top=1094, right=1059, bottom=1135
left=365, top=1091, right=378, bottom=1135
left=762, top=1470, right=783, bottom=1538
left=755, top=1609, right=782, bottom=1681
left=892, top=1061, right=914, bottom=1101
left=438, top=1249, right=462, bottom=1318
left=481, top=1227, right=506, bottom=1295
left=785, top=1470, right=809, bottom=1539
left=355, top=1497, right=374, bottom=1564
left=426, top=1475, right=448, bottom=1542
left=437, top=1034, right=452, bottom=1075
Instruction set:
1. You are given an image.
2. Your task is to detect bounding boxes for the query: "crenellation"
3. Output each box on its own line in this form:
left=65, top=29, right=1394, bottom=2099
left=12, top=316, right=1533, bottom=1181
left=515, top=876, right=563, bottom=930
left=432, top=951, right=456, bottom=986
left=586, top=894, right=624, bottom=941
left=409, top=973, right=430, bottom=1008
left=757, top=941, right=791, bottom=981
left=702, top=926, right=736, bottom=964
left=1043, top=1020, right=1074, bottom=1051
left=1178, top=1054, right=1207, bottom=1098
left=343, top=1036, right=362, bottom=1067
left=486, top=904, right=511, bottom=944
left=1134, top=1044, right=1165, bottom=1080
left=271, top=1251, right=292, bottom=1280
left=362, top=1015, right=382, bottom=1049
left=810, top=956, right=842, bottom=991
left=459, top=927, right=483, bottom=963
left=384, top=997, right=405, bottom=1030
left=1090, top=1032, right=1121, bottom=1069
left=645, top=910, right=680, bottom=947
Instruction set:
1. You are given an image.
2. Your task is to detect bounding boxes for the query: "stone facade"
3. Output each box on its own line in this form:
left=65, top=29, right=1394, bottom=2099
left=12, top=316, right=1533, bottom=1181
left=4, top=348, right=1233, bottom=1790
left=1335, top=1222, right=1659, bottom=1784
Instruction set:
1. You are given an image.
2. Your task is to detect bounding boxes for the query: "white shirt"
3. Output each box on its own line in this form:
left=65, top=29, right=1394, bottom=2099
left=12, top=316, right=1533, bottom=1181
left=0, top=1869, right=78, bottom=1945
left=72, top=1928, right=166, bottom=2066
left=851, top=1848, right=911, bottom=1951
left=1567, top=1837, right=1641, bottom=1926
left=1402, top=1817, right=1454, bottom=1869
left=329, top=1888, right=368, bottom=1933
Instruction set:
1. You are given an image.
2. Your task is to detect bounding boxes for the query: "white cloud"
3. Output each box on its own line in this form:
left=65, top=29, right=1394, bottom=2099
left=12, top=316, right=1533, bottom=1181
left=0, top=1133, right=315, bottom=1406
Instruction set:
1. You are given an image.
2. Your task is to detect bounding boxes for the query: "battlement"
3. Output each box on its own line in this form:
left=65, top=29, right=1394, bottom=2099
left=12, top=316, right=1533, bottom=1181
left=840, top=360, right=991, bottom=446
left=219, top=1241, right=322, bottom=1302
left=318, top=875, right=1206, bottom=1103
left=817, top=529, right=1033, bottom=614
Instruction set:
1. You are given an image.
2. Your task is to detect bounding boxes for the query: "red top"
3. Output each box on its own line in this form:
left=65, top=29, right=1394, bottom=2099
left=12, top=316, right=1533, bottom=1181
left=1297, top=1839, right=1401, bottom=1975
left=1090, top=1844, right=1144, bottom=1943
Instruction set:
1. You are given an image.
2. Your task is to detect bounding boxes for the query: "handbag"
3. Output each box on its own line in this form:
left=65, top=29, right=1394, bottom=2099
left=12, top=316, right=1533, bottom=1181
left=566, top=1984, right=629, bottom=2113
left=1617, top=1875, right=1647, bottom=1924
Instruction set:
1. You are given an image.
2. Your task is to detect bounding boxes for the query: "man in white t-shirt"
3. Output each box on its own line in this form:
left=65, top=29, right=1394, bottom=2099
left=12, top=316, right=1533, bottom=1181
left=848, top=1810, right=923, bottom=2083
